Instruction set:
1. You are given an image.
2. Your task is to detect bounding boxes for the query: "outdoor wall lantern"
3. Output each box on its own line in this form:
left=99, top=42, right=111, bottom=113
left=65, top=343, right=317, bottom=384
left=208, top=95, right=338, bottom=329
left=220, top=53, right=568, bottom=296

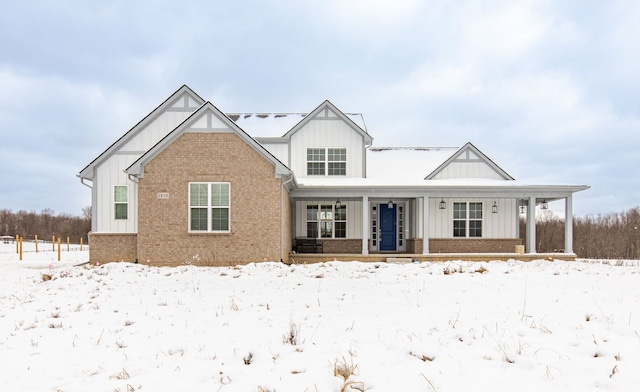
left=387, top=200, right=394, bottom=209
left=439, top=199, right=446, bottom=209
left=335, top=199, right=342, bottom=209
left=519, top=200, right=526, bottom=215
left=492, top=201, right=498, bottom=214
left=541, top=200, right=549, bottom=210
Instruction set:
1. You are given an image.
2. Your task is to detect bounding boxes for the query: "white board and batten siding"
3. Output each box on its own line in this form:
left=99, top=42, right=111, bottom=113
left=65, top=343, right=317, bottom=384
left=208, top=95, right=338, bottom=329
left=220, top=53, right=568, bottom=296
left=294, top=200, right=363, bottom=238
left=428, top=198, right=518, bottom=238
left=259, top=142, right=289, bottom=166
left=290, top=118, right=365, bottom=178
left=431, top=161, right=505, bottom=180
left=95, top=108, right=196, bottom=233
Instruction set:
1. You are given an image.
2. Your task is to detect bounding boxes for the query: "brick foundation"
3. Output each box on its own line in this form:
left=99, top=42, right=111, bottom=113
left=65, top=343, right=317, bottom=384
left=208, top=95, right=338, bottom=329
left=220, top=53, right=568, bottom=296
left=89, top=233, right=137, bottom=263
left=429, top=238, right=523, bottom=253
left=406, top=238, right=424, bottom=254
left=317, top=239, right=362, bottom=254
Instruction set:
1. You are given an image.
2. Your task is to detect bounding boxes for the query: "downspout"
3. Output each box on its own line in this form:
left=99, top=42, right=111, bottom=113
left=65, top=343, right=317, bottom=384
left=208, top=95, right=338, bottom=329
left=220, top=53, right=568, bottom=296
left=80, top=177, right=93, bottom=189
left=280, top=174, right=294, bottom=263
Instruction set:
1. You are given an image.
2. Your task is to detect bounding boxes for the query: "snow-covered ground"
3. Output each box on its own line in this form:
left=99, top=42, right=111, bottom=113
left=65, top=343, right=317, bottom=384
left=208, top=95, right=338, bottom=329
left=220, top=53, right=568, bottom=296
left=1, top=242, right=639, bottom=391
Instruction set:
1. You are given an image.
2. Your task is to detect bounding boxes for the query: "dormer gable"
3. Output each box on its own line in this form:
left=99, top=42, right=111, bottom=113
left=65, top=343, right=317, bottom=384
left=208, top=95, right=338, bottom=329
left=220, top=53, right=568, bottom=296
left=425, top=142, right=514, bottom=180
left=283, top=100, right=373, bottom=145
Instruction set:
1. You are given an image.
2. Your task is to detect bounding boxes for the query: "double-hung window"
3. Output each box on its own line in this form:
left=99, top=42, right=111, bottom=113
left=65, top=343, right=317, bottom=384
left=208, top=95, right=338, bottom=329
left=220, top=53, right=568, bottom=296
left=306, top=204, right=347, bottom=238
left=307, top=149, right=325, bottom=175
left=453, top=202, right=483, bottom=237
left=328, top=148, right=346, bottom=175
left=306, top=148, right=346, bottom=176
left=114, top=185, right=128, bottom=220
left=189, top=182, right=230, bottom=232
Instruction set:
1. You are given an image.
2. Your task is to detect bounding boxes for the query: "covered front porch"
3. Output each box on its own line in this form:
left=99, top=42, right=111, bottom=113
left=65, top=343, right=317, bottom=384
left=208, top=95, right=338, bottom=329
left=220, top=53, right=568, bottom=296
left=289, top=184, right=587, bottom=259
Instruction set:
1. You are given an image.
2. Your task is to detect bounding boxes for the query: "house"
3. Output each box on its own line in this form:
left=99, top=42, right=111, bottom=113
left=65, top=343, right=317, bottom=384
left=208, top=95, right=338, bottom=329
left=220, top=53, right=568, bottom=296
left=78, top=85, right=589, bottom=266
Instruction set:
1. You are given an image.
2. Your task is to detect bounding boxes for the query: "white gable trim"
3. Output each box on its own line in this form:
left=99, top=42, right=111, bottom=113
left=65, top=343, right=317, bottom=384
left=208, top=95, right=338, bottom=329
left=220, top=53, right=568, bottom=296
left=282, top=100, right=373, bottom=145
left=425, top=142, right=514, bottom=181
left=78, top=85, right=205, bottom=180
left=125, top=102, right=291, bottom=179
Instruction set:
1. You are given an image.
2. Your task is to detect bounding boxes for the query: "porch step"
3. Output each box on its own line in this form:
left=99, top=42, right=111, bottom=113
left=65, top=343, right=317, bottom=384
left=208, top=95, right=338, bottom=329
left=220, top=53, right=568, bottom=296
left=386, top=257, right=414, bottom=264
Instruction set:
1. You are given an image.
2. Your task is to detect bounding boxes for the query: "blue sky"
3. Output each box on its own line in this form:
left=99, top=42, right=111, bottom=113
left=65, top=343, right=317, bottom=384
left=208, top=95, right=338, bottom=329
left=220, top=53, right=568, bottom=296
left=1, top=0, right=638, bottom=217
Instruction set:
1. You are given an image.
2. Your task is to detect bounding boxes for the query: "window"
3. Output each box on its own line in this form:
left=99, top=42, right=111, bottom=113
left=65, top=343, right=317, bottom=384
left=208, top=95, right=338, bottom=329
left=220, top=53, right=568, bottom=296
left=453, top=202, right=483, bottom=238
left=306, top=148, right=346, bottom=176
left=114, top=185, right=128, bottom=220
left=189, top=182, right=230, bottom=232
left=306, top=203, right=346, bottom=238
left=468, top=202, right=483, bottom=237
left=328, top=148, right=346, bottom=175
left=307, top=148, right=325, bottom=175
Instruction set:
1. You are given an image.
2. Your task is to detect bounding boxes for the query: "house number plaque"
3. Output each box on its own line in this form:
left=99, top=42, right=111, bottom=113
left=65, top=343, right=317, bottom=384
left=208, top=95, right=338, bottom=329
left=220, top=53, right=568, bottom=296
left=157, top=192, right=170, bottom=199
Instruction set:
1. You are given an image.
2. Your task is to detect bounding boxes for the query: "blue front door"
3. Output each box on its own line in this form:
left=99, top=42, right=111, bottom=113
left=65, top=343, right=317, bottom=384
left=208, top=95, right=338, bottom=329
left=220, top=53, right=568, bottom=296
left=379, top=204, right=397, bottom=251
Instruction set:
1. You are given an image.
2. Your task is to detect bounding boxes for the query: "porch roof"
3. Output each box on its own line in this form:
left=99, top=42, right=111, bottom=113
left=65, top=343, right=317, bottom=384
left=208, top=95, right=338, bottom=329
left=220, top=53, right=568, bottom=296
left=291, top=178, right=589, bottom=200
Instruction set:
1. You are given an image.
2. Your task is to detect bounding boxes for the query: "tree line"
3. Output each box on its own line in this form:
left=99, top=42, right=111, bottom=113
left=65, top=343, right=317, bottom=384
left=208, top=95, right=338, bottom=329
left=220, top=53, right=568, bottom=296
left=521, top=206, right=640, bottom=259
left=0, top=208, right=91, bottom=244
left=1, top=206, right=639, bottom=259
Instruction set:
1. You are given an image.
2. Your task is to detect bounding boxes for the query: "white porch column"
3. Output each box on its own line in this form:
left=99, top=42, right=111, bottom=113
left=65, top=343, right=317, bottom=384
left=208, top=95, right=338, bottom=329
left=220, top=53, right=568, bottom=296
left=362, top=195, right=369, bottom=255
left=422, top=196, right=430, bottom=254
left=565, top=195, right=574, bottom=253
left=526, top=196, right=536, bottom=253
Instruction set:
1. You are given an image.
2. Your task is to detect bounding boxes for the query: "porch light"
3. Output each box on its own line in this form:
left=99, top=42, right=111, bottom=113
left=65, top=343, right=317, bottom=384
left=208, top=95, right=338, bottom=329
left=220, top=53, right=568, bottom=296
left=387, top=200, right=394, bottom=209
left=492, top=201, right=498, bottom=214
left=541, top=200, right=548, bottom=210
left=439, top=199, right=446, bottom=209
left=335, top=199, right=342, bottom=209
left=519, top=200, right=526, bottom=215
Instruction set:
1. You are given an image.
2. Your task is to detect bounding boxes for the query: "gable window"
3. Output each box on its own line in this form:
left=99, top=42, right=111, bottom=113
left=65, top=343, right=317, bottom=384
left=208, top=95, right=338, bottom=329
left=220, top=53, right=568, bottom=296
left=114, top=185, right=128, bottom=220
left=328, top=148, right=346, bottom=175
left=307, top=148, right=325, bottom=175
left=306, top=204, right=347, bottom=238
left=453, top=202, right=482, bottom=238
left=189, top=182, right=230, bottom=232
left=306, top=148, right=346, bottom=176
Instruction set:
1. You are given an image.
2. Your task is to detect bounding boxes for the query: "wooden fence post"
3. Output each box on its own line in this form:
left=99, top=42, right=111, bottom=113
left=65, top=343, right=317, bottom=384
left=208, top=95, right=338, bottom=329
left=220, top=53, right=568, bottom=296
left=57, top=237, right=61, bottom=261
left=67, top=236, right=70, bottom=252
left=35, top=235, right=38, bottom=253
left=19, top=236, right=23, bottom=261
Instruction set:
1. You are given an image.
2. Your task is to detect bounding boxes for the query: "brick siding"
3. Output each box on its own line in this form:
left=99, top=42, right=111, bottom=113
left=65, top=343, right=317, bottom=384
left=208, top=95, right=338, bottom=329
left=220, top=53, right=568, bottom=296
left=317, top=239, right=362, bottom=254
left=136, top=132, right=289, bottom=266
left=429, top=238, right=523, bottom=253
left=89, top=233, right=137, bottom=263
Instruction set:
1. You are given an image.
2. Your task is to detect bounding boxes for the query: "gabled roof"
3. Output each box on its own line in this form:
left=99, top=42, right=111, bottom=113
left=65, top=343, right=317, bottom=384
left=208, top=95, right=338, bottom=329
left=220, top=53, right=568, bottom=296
left=280, top=100, right=373, bottom=144
left=78, top=85, right=205, bottom=180
left=228, top=112, right=368, bottom=138
left=425, top=142, right=514, bottom=180
left=125, top=102, right=291, bottom=179
left=367, top=147, right=459, bottom=181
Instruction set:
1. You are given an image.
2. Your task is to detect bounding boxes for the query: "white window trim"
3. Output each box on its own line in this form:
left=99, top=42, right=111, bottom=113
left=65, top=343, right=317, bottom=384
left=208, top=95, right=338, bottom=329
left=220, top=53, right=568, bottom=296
left=114, top=185, right=128, bottom=220
left=453, top=201, right=483, bottom=238
left=306, top=147, right=347, bottom=176
left=188, top=182, right=231, bottom=233
left=305, top=203, right=347, bottom=238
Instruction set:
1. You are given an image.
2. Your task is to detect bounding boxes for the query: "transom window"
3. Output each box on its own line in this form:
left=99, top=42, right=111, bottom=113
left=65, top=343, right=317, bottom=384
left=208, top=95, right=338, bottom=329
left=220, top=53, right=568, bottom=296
left=189, top=182, right=230, bottom=232
left=453, top=202, right=483, bottom=238
left=306, top=148, right=346, bottom=176
left=306, top=204, right=346, bottom=238
left=114, top=185, right=128, bottom=220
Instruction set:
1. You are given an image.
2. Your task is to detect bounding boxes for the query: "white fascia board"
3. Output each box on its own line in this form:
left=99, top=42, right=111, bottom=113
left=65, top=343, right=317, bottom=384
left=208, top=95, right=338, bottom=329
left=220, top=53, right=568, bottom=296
left=126, top=102, right=292, bottom=179
left=79, top=85, right=205, bottom=180
left=290, top=183, right=590, bottom=199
